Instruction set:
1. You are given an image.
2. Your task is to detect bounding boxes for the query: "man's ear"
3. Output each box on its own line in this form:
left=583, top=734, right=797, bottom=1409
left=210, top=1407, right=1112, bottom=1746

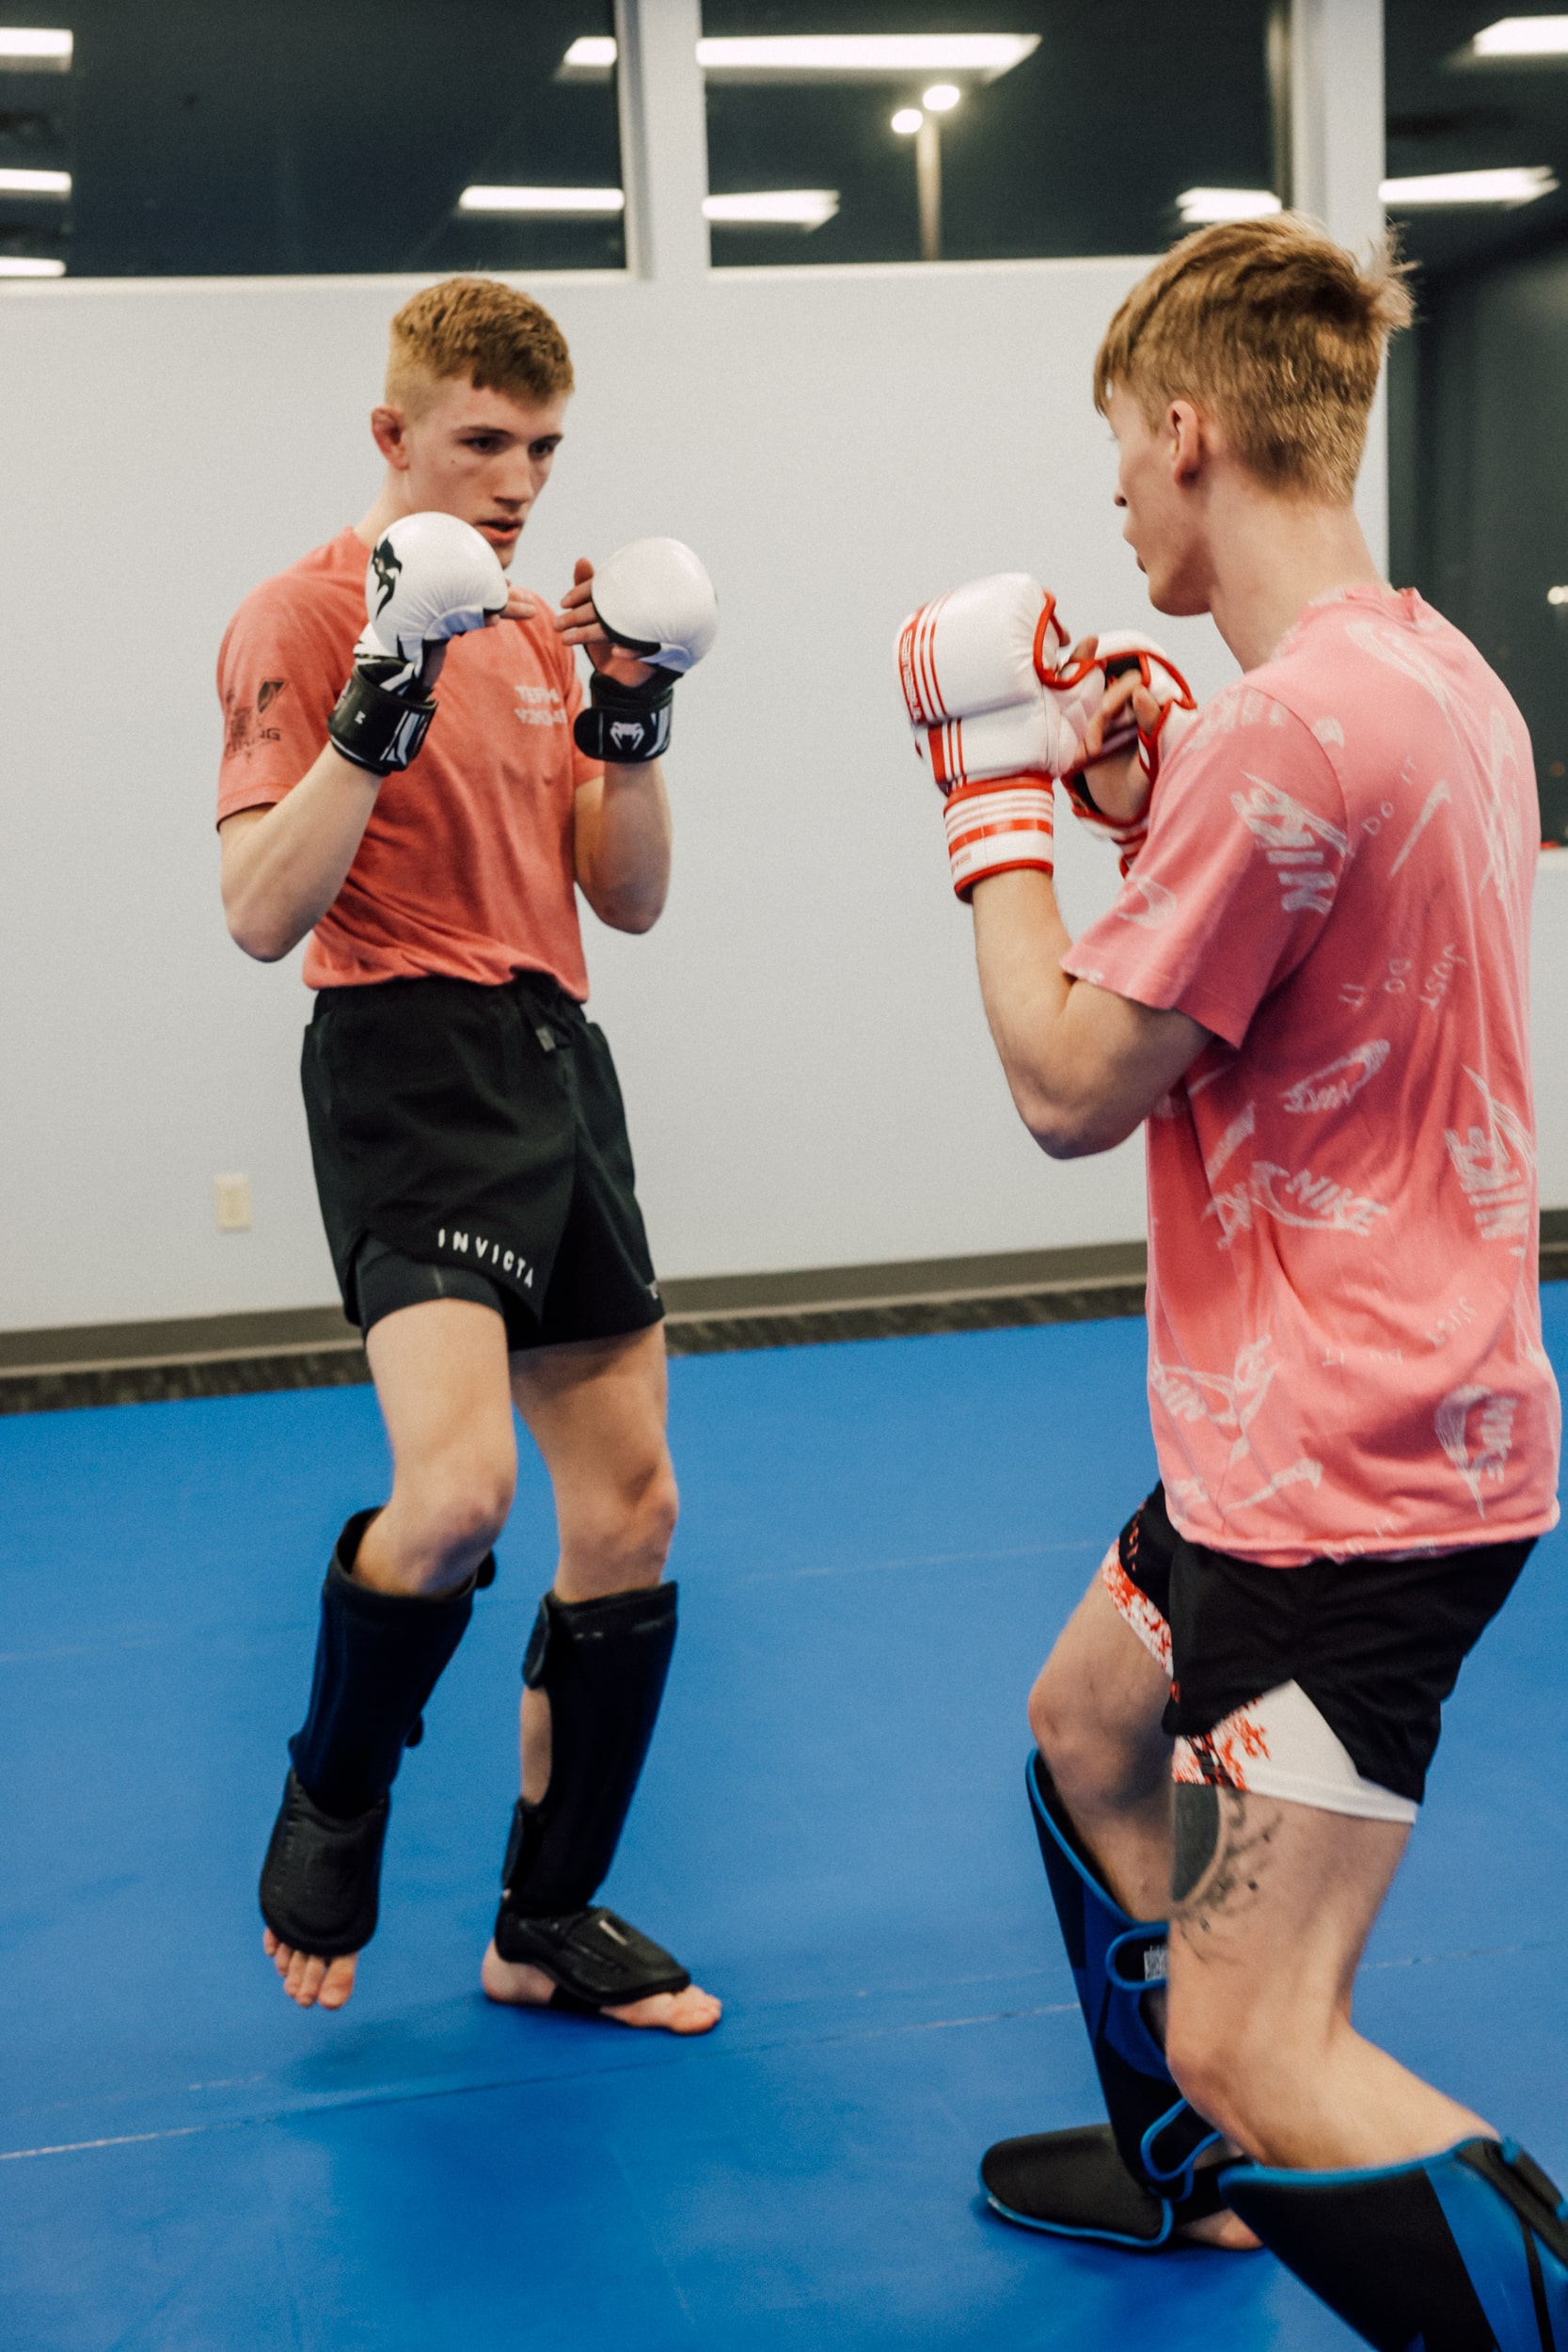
left=1167, top=400, right=1205, bottom=486
left=370, top=405, right=410, bottom=469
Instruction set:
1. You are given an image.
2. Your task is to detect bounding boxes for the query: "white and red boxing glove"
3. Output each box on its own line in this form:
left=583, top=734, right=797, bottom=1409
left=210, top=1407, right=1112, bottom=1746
left=1061, top=632, right=1198, bottom=870
left=895, top=574, right=1105, bottom=899
left=327, top=511, right=508, bottom=774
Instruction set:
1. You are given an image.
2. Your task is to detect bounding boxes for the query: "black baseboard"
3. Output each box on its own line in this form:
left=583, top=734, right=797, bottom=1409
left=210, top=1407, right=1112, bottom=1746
left=1, top=1220, right=1562, bottom=1414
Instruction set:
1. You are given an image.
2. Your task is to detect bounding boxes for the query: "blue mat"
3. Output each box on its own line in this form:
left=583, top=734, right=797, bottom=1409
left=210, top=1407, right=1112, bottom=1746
left=2, top=1299, right=1564, bottom=2349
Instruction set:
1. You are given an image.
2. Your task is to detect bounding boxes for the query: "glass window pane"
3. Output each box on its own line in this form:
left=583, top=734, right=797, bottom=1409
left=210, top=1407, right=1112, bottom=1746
left=1386, top=0, right=1568, bottom=840
left=0, top=3, right=624, bottom=278
left=700, top=0, right=1274, bottom=268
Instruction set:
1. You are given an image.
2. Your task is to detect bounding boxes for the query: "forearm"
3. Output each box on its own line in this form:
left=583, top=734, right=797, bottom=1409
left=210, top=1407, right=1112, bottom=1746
left=574, top=761, right=673, bottom=932
left=221, top=742, right=381, bottom=961
left=971, top=870, right=1210, bottom=1156
left=971, top=870, right=1096, bottom=1152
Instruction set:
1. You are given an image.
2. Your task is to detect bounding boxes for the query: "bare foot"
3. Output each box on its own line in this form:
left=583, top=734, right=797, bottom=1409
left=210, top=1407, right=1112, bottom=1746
left=262, top=1926, right=359, bottom=2011
left=1178, top=2207, right=1262, bottom=2251
left=480, top=1938, right=722, bottom=2034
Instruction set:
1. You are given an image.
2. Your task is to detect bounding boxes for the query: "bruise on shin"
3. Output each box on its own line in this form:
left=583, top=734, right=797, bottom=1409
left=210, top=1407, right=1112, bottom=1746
left=1171, top=1784, right=1279, bottom=1947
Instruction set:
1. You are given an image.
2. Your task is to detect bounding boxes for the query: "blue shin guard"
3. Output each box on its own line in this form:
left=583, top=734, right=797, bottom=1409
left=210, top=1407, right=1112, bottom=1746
left=1221, top=2137, right=1568, bottom=2351
left=982, top=1750, right=1222, bottom=2248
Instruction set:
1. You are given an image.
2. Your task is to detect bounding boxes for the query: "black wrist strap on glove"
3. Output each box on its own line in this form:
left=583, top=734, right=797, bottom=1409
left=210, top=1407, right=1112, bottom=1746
left=327, top=660, right=437, bottom=776
left=572, top=664, right=676, bottom=766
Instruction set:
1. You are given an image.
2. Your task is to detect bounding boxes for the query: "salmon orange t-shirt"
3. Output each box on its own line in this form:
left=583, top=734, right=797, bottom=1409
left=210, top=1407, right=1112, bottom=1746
left=215, top=527, right=603, bottom=995
left=1064, top=584, right=1561, bottom=1565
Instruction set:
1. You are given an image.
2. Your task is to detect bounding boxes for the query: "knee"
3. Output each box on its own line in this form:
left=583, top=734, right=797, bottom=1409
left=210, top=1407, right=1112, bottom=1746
left=397, top=1450, right=516, bottom=1584
left=1028, top=1654, right=1104, bottom=1795
left=568, top=1450, right=679, bottom=1591
left=615, top=1451, right=679, bottom=1574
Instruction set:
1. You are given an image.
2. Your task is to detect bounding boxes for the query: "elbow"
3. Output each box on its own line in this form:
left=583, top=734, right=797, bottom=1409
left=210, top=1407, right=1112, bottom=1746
left=1015, top=1085, right=1127, bottom=1162
left=586, top=884, right=667, bottom=935
left=1030, top=1111, right=1101, bottom=1161
left=224, top=899, right=294, bottom=964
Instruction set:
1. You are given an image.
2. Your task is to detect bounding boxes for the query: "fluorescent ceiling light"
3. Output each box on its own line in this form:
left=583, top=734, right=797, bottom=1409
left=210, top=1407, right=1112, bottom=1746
left=560, top=33, right=1038, bottom=82
left=703, top=188, right=839, bottom=229
left=1469, top=16, right=1568, bottom=56
left=560, top=34, right=617, bottom=72
left=0, top=26, right=72, bottom=67
left=0, top=254, right=65, bottom=276
left=1178, top=186, right=1282, bottom=223
left=1381, top=166, right=1558, bottom=206
left=457, top=184, right=625, bottom=215
left=0, top=167, right=70, bottom=195
left=701, top=35, right=1037, bottom=77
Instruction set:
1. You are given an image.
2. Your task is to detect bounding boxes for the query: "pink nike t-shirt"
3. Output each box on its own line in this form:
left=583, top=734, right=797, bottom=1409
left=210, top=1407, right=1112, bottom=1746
left=1065, top=584, right=1561, bottom=1565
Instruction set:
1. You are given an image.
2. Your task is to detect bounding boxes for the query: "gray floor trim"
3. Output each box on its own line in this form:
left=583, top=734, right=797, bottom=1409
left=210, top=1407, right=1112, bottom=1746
left=0, top=1225, right=1561, bottom=1414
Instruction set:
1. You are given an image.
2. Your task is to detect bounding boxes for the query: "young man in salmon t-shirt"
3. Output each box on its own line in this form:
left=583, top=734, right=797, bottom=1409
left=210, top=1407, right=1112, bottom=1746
left=216, top=276, right=720, bottom=2035
left=914, top=219, right=1565, bottom=2334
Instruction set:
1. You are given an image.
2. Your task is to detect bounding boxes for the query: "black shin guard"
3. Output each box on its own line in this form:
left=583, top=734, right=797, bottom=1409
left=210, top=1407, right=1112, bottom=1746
left=288, top=1510, right=480, bottom=1817
left=1221, top=2137, right=1568, bottom=2351
left=501, top=1582, right=677, bottom=1915
left=259, top=1509, right=486, bottom=1955
left=493, top=1583, right=689, bottom=2009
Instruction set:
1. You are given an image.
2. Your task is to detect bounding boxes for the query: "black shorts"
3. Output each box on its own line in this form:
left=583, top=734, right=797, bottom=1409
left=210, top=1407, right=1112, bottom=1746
left=301, top=970, right=663, bottom=1355
left=1103, top=1485, right=1532, bottom=1812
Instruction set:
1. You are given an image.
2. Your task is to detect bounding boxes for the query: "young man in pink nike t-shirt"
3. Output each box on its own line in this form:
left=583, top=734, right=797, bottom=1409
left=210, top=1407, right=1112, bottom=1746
left=932, top=217, right=1564, bottom=2338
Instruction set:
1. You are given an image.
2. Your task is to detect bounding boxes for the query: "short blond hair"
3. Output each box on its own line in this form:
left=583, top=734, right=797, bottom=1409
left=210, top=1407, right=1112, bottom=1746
left=386, top=276, right=574, bottom=415
left=1094, top=215, right=1414, bottom=502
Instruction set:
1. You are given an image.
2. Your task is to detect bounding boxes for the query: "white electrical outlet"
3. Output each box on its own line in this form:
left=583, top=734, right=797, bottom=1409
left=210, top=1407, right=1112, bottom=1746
left=214, top=1172, right=252, bottom=1232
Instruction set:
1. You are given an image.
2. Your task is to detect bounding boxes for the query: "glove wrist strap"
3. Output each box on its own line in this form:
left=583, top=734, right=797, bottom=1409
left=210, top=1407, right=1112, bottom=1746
left=573, top=666, right=676, bottom=766
left=327, top=664, right=436, bottom=776
left=943, top=776, right=1055, bottom=901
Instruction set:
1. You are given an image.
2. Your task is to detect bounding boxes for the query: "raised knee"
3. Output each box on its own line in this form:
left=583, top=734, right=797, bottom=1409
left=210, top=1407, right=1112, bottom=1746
left=408, top=1457, right=515, bottom=1572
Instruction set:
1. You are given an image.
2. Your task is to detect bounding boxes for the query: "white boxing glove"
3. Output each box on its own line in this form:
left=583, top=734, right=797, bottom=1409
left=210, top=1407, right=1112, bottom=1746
left=328, top=510, right=508, bottom=775
left=1061, top=632, right=1199, bottom=871
left=590, top=536, right=718, bottom=673
left=897, top=572, right=1073, bottom=724
left=894, top=572, right=1104, bottom=899
left=574, top=537, right=719, bottom=764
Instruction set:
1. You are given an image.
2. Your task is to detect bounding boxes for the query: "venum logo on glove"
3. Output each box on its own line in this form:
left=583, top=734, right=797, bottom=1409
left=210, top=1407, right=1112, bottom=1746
left=371, top=537, right=403, bottom=618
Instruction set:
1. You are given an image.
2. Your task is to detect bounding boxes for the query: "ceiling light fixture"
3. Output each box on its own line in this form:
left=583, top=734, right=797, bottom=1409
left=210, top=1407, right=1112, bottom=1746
left=1547, top=585, right=1568, bottom=606
left=892, top=107, right=924, bottom=134
left=703, top=189, right=839, bottom=229
left=922, top=82, right=961, bottom=110
left=0, top=26, right=72, bottom=68
left=560, top=33, right=1038, bottom=82
left=0, top=167, right=70, bottom=195
left=1381, top=165, right=1558, bottom=206
left=1468, top=16, right=1568, bottom=57
left=1177, top=186, right=1283, bottom=224
left=0, top=254, right=65, bottom=275
left=559, top=34, right=617, bottom=74
left=457, top=184, right=625, bottom=215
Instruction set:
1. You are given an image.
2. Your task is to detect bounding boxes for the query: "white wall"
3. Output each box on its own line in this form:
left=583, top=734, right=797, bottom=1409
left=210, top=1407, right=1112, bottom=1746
left=0, top=259, right=1240, bottom=1332
left=1, top=262, right=1560, bottom=1334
